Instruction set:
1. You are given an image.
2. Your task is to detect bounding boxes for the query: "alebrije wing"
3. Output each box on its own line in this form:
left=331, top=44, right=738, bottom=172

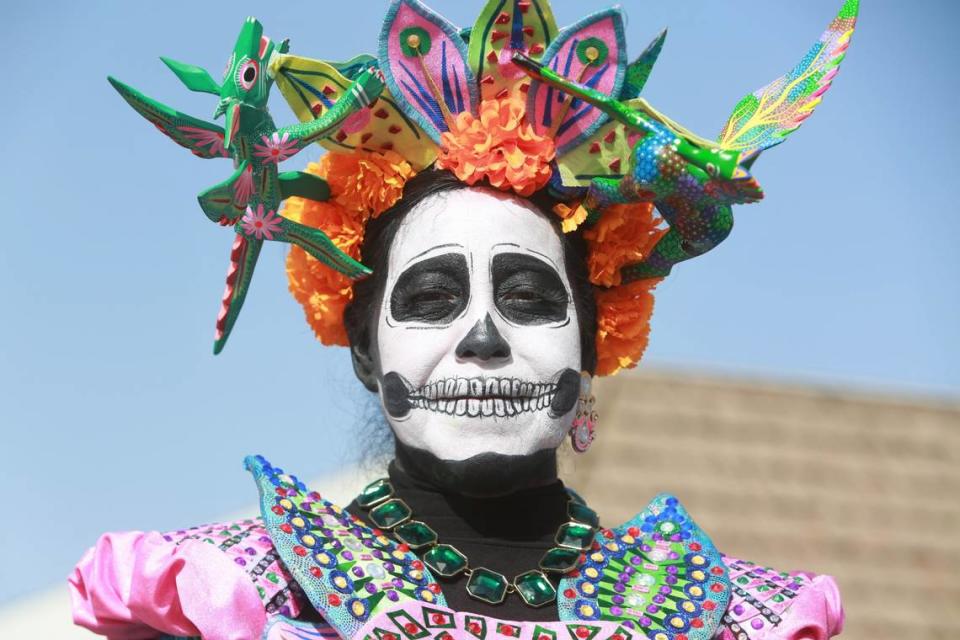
left=527, top=8, right=628, bottom=155
left=467, top=0, right=558, bottom=101
left=213, top=233, right=262, bottom=355
left=717, top=0, right=858, bottom=154
left=329, top=54, right=380, bottom=79
left=197, top=160, right=254, bottom=224
left=108, top=76, right=230, bottom=159
left=271, top=53, right=436, bottom=170
left=620, top=29, right=667, bottom=100
left=555, top=99, right=646, bottom=187
left=245, top=455, right=447, bottom=639
left=378, top=0, right=478, bottom=143
left=558, top=493, right=730, bottom=639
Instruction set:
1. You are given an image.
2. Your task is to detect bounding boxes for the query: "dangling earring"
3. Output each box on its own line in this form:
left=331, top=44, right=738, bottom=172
left=569, top=371, right=597, bottom=453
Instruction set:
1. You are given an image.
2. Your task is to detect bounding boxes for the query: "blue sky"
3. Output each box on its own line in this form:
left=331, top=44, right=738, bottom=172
left=2, top=0, right=958, bottom=605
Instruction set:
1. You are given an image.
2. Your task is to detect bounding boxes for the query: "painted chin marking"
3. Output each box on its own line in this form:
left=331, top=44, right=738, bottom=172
left=408, top=376, right=559, bottom=418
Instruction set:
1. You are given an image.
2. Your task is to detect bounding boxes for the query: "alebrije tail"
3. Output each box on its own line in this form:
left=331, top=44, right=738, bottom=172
left=716, top=0, right=858, bottom=155
left=213, top=234, right=263, bottom=355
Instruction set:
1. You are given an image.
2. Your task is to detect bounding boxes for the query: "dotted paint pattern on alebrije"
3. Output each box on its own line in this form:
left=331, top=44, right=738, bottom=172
left=557, top=493, right=730, bottom=640
left=246, top=455, right=447, bottom=639
left=718, top=556, right=813, bottom=640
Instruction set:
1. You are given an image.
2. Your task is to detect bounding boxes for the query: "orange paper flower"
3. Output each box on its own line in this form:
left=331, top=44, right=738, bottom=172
left=583, top=203, right=667, bottom=287
left=284, top=161, right=367, bottom=346
left=436, top=95, right=556, bottom=197
left=595, top=278, right=663, bottom=376
left=323, top=149, right=415, bottom=219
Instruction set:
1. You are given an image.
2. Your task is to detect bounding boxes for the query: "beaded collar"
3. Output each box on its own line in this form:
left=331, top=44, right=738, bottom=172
left=247, top=455, right=731, bottom=639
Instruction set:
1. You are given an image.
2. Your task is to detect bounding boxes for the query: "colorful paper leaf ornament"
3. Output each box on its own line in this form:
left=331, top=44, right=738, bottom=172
left=620, top=28, right=667, bottom=101
left=378, top=0, right=479, bottom=143
left=717, top=0, right=858, bottom=154
left=467, top=0, right=558, bottom=101
left=270, top=54, right=436, bottom=170
left=527, top=7, right=627, bottom=155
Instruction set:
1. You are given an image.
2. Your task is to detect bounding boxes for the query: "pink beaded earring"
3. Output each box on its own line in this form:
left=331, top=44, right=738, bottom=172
left=569, top=372, right=597, bottom=453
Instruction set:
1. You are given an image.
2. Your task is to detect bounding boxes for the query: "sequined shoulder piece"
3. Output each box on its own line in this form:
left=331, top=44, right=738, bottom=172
left=716, top=555, right=844, bottom=640
left=558, top=493, right=730, bottom=640
left=246, top=455, right=447, bottom=639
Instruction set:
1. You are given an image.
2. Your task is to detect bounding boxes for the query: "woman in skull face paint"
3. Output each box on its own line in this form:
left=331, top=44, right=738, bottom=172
left=71, top=0, right=856, bottom=633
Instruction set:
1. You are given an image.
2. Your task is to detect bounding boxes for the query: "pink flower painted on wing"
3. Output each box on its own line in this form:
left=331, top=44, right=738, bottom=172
left=179, top=126, right=229, bottom=157
left=241, top=204, right=283, bottom=240
left=233, top=165, right=255, bottom=206
left=253, top=132, right=298, bottom=164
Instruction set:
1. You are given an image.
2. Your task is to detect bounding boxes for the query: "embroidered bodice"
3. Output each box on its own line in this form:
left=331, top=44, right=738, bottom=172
left=69, top=456, right=843, bottom=639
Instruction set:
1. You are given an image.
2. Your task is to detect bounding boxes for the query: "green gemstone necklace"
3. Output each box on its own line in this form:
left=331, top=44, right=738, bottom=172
left=354, top=478, right=599, bottom=608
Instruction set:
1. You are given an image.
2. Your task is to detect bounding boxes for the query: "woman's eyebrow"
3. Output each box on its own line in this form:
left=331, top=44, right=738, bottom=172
left=401, top=243, right=465, bottom=268
left=490, top=242, right=560, bottom=272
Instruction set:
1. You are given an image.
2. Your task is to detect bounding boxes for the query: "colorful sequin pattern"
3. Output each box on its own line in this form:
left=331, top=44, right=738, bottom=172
left=247, top=455, right=447, bottom=639
left=557, top=494, right=729, bottom=640
left=163, top=518, right=306, bottom=618
left=716, top=556, right=814, bottom=640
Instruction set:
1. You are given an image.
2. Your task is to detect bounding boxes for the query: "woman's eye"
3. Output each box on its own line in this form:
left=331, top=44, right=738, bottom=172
left=412, top=290, right=457, bottom=305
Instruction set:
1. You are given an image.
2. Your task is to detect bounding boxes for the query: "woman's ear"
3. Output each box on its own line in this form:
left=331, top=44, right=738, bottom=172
left=350, top=342, right=380, bottom=393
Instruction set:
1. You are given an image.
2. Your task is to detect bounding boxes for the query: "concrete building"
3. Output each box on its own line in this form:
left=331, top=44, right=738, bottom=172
left=3, top=370, right=957, bottom=639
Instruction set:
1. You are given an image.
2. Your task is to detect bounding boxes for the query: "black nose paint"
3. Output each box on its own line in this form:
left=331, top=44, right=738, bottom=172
left=549, top=368, right=581, bottom=417
left=382, top=372, right=412, bottom=417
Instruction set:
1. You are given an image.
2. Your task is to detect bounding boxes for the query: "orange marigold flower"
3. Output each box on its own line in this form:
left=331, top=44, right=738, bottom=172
left=552, top=202, right=589, bottom=234
left=436, top=95, right=556, bottom=197
left=595, top=278, right=663, bottom=376
left=582, top=203, right=667, bottom=287
left=324, top=149, right=415, bottom=219
left=283, top=161, right=366, bottom=346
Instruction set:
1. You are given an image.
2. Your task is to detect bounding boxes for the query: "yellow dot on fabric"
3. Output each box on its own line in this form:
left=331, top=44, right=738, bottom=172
left=682, top=601, right=696, bottom=612
left=670, top=617, right=685, bottom=629
left=279, top=499, right=294, bottom=510
left=690, top=586, right=703, bottom=597
left=352, top=601, right=365, bottom=616
left=691, top=555, right=706, bottom=566
left=392, top=550, right=406, bottom=560
left=291, top=517, right=306, bottom=528
left=580, top=604, right=595, bottom=617
left=585, top=567, right=599, bottom=579
left=334, top=576, right=346, bottom=588
left=621, top=535, right=635, bottom=544
left=301, top=534, right=316, bottom=547
left=691, top=570, right=706, bottom=581
left=590, top=552, right=604, bottom=563
left=582, top=583, right=596, bottom=595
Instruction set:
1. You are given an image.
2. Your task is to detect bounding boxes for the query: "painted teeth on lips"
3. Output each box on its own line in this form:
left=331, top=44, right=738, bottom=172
left=408, top=376, right=558, bottom=418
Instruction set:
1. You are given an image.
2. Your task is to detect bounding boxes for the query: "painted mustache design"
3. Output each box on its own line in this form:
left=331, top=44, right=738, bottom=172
left=382, top=369, right=580, bottom=419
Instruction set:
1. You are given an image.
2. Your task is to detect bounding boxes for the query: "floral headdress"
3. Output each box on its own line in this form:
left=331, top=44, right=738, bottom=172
left=275, top=0, right=857, bottom=375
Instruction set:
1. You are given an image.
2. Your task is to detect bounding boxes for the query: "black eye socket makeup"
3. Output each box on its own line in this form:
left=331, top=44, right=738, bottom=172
left=389, top=253, right=470, bottom=324
left=492, top=253, right=569, bottom=325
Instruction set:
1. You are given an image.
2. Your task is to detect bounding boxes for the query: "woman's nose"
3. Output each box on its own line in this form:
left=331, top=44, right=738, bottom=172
left=455, top=313, right=512, bottom=361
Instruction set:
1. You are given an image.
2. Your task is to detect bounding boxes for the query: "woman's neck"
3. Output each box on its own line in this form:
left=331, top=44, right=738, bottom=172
left=393, top=440, right=560, bottom=498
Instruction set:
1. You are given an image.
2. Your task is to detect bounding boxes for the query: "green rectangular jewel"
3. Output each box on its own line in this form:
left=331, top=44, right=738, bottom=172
left=423, top=544, right=468, bottom=577
left=466, top=567, right=509, bottom=604
left=357, top=479, right=394, bottom=508
left=514, top=570, right=557, bottom=607
left=368, top=498, right=411, bottom=529
left=539, top=546, right=581, bottom=573
left=393, top=520, right=438, bottom=550
left=567, top=502, right=599, bottom=528
left=555, top=522, right=595, bottom=551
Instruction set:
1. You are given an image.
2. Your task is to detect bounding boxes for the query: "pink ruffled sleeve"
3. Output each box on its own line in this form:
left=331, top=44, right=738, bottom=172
left=719, top=556, right=844, bottom=640
left=69, top=529, right=268, bottom=640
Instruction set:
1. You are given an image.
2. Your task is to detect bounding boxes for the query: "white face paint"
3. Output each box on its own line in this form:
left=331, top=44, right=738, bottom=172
left=375, top=188, right=583, bottom=461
